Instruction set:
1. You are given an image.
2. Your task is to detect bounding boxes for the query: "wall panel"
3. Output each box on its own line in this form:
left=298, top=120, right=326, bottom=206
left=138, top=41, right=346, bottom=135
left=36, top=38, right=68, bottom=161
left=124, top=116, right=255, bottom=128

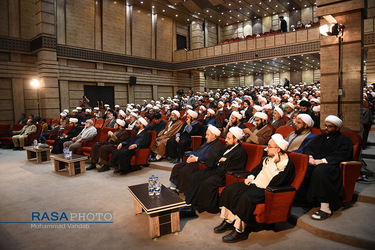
left=66, top=0, right=95, bottom=49
left=132, top=6, right=152, bottom=58
left=156, top=16, right=173, bottom=62
left=102, top=0, right=126, bottom=54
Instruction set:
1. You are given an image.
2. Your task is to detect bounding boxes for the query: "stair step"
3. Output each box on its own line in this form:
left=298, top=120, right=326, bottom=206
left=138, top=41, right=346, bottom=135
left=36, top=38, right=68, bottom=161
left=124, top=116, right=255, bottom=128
left=290, top=202, right=375, bottom=249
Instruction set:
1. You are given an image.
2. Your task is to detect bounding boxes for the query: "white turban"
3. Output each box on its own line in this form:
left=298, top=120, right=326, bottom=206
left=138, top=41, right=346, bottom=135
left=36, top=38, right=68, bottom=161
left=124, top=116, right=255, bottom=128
left=130, top=112, right=138, bottom=117
left=297, top=114, right=314, bottom=128
left=264, top=104, right=272, bottom=110
left=325, top=115, right=343, bottom=128
left=94, top=107, right=99, bottom=110
left=254, top=112, right=268, bottom=121
left=104, top=104, right=109, bottom=107
left=72, top=109, right=78, bottom=113
left=311, top=98, right=320, bottom=104
left=207, top=108, right=215, bottom=115
left=252, top=105, right=264, bottom=112
left=207, top=125, right=221, bottom=137
left=76, top=107, right=82, bottom=110
left=116, top=119, right=126, bottom=127
left=200, top=106, right=206, bottom=111
left=60, top=112, right=67, bottom=117
left=218, top=101, right=224, bottom=106
left=63, top=109, right=69, bottom=113
left=232, top=102, right=239, bottom=108
left=231, top=111, right=242, bottom=120
left=313, top=106, right=320, bottom=112
left=274, top=107, right=284, bottom=118
left=119, top=110, right=126, bottom=118
left=146, top=104, right=153, bottom=108
left=285, top=102, right=295, bottom=109
left=69, top=118, right=78, bottom=123
left=187, top=110, right=198, bottom=119
left=271, top=134, right=289, bottom=151
left=209, top=97, right=214, bottom=101
left=138, top=117, right=148, bottom=127
left=172, top=110, right=180, bottom=118
left=85, top=109, right=91, bottom=113
left=186, top=105, right=193, bottom=110
left=229, top=126, right=244, bottom=140
left=115, top=105, right=120, bottom=108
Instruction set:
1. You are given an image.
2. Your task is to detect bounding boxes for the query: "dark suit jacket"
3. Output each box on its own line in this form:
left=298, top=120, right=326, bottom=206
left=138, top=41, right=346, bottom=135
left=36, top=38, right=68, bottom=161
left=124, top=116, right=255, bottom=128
left=177, top=121, right=202, bottom=141
left=122, top=129, right=152, bottom=149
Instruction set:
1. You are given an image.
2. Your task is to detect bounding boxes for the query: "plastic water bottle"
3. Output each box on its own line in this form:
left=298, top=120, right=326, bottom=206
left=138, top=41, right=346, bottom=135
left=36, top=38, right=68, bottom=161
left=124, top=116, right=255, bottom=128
left=154, top=177, right=161, bottom=196
left=148, top=177, right=154, bottom=196
left=63, top=147, right=68, bottom=159
left=33, top=139, right=38, bottom=149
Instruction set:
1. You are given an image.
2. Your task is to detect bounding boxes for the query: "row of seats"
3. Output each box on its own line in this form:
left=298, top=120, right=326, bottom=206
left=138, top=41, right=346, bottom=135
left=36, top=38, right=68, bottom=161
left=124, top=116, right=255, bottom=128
left=184, top=125, right=361, bottom=225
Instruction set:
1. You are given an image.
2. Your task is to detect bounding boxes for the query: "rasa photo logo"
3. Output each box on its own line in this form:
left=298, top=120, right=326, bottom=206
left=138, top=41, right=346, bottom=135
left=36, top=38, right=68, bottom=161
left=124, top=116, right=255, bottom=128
left=30, top=211, right=113, bottom=229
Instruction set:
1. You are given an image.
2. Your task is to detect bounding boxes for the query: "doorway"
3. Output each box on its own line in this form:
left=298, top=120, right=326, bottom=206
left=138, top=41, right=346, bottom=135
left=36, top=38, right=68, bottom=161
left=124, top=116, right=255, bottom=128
left=84, top=85, right=114, bottom=109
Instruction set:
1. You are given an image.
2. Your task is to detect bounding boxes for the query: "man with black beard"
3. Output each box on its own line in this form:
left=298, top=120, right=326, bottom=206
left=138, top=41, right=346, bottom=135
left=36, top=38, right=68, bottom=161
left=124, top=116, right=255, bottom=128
left=301, top=115, right=353, bottom=220
left=299, top=100, right=312, bottom=115
left=183, top=127, right=247, bottom=214
left=222, top=111, right=246, bottom=138
left=285, top=114, right=316, bottom=154
left=146, top=113, right=166, bottom=135
left=243, top=112, right=272, bottom=145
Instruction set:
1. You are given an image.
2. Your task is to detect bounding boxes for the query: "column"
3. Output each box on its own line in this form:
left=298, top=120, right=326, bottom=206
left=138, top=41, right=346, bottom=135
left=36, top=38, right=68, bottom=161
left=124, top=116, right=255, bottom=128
left=317, top=0, right=365, bottom=132
left=35, top=0, right=60, bottom=118
left=192, top=70, right=205, bottom=93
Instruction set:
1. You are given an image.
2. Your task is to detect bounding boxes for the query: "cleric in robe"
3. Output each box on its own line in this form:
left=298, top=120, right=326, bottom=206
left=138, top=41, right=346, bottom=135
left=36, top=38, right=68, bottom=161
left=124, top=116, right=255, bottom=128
left=302, top=115, right=353, bottom=220
left=215, top=134, right=295, bottom=243
left=184, top=127, right=247, bottom=214
left=169, top=125, right=224, bottom=193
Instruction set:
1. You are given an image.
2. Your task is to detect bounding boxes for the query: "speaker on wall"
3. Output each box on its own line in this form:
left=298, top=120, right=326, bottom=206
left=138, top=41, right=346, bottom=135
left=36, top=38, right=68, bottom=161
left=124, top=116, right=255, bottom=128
left=129, top=76, right=136, bottom=86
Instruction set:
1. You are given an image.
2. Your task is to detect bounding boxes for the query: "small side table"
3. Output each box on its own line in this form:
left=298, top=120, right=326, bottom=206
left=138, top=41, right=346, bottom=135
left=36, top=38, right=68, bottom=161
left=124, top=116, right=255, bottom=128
left=51, top=153, right=88, bottom=176
left=24, top=146, right=51, bottom=164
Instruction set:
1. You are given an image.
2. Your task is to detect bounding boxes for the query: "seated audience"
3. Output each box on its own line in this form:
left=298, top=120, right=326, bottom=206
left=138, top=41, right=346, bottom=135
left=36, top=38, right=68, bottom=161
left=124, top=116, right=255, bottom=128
left=146, top=113, right=167, bottom=135
left=216, top=134, right=295, bottom=243
left=51, top=118, right=82, bottom=154
left=12, top=119, right=37, bottom=150
left=270, top=107, right=286, bottom=130
left=17, top=113, right=28, bottom=124
left=50, top=112, right=68, bottom=137
left=223, top=111, right=246, bottom=138
left=285, top=114, right=316, bottom=153
left=243, top=112, right=272, bottom=145
left=151, top=110, right=184, bottom=161
left=301, top=115, right=353, bottom=220
left=87, top=119, right=129, bottom=172
left=111, top=118, right=151, bottom=175
left=169, top=125, right=224, bottom=193
left=166, top=110, right=202, bottom=163
left=38, top=118, right=50, bottom=143
left=63, top=119, right=97, bottom=153
left=183, top=127, right=247, bottom=214
left=104, top=109, right=116, bottom=128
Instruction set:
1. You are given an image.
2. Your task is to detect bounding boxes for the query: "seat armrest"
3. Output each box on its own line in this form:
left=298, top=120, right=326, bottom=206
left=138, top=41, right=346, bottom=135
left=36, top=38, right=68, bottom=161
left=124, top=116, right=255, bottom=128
left=266, top=185, right=295, bottom=193
left=227, top=170, right=251, bottom=176
left=233, top=171, right=251, bottom=178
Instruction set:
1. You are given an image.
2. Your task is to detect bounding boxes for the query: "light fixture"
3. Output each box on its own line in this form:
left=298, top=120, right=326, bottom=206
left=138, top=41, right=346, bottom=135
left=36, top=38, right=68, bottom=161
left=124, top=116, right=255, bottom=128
left=31, top=78, right=40, bottom=87
left=319, top=15, right=345, bottom=36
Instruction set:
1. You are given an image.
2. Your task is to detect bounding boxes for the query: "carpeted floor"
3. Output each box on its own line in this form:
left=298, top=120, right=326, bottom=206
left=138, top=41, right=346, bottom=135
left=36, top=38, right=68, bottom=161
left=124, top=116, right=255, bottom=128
left=0, top=148, right=362, bottom=249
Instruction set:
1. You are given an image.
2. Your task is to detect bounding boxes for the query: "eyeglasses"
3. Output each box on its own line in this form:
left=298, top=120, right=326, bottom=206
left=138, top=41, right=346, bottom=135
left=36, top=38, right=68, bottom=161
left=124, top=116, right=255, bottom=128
left=324, top=124, right=335, bottom=129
